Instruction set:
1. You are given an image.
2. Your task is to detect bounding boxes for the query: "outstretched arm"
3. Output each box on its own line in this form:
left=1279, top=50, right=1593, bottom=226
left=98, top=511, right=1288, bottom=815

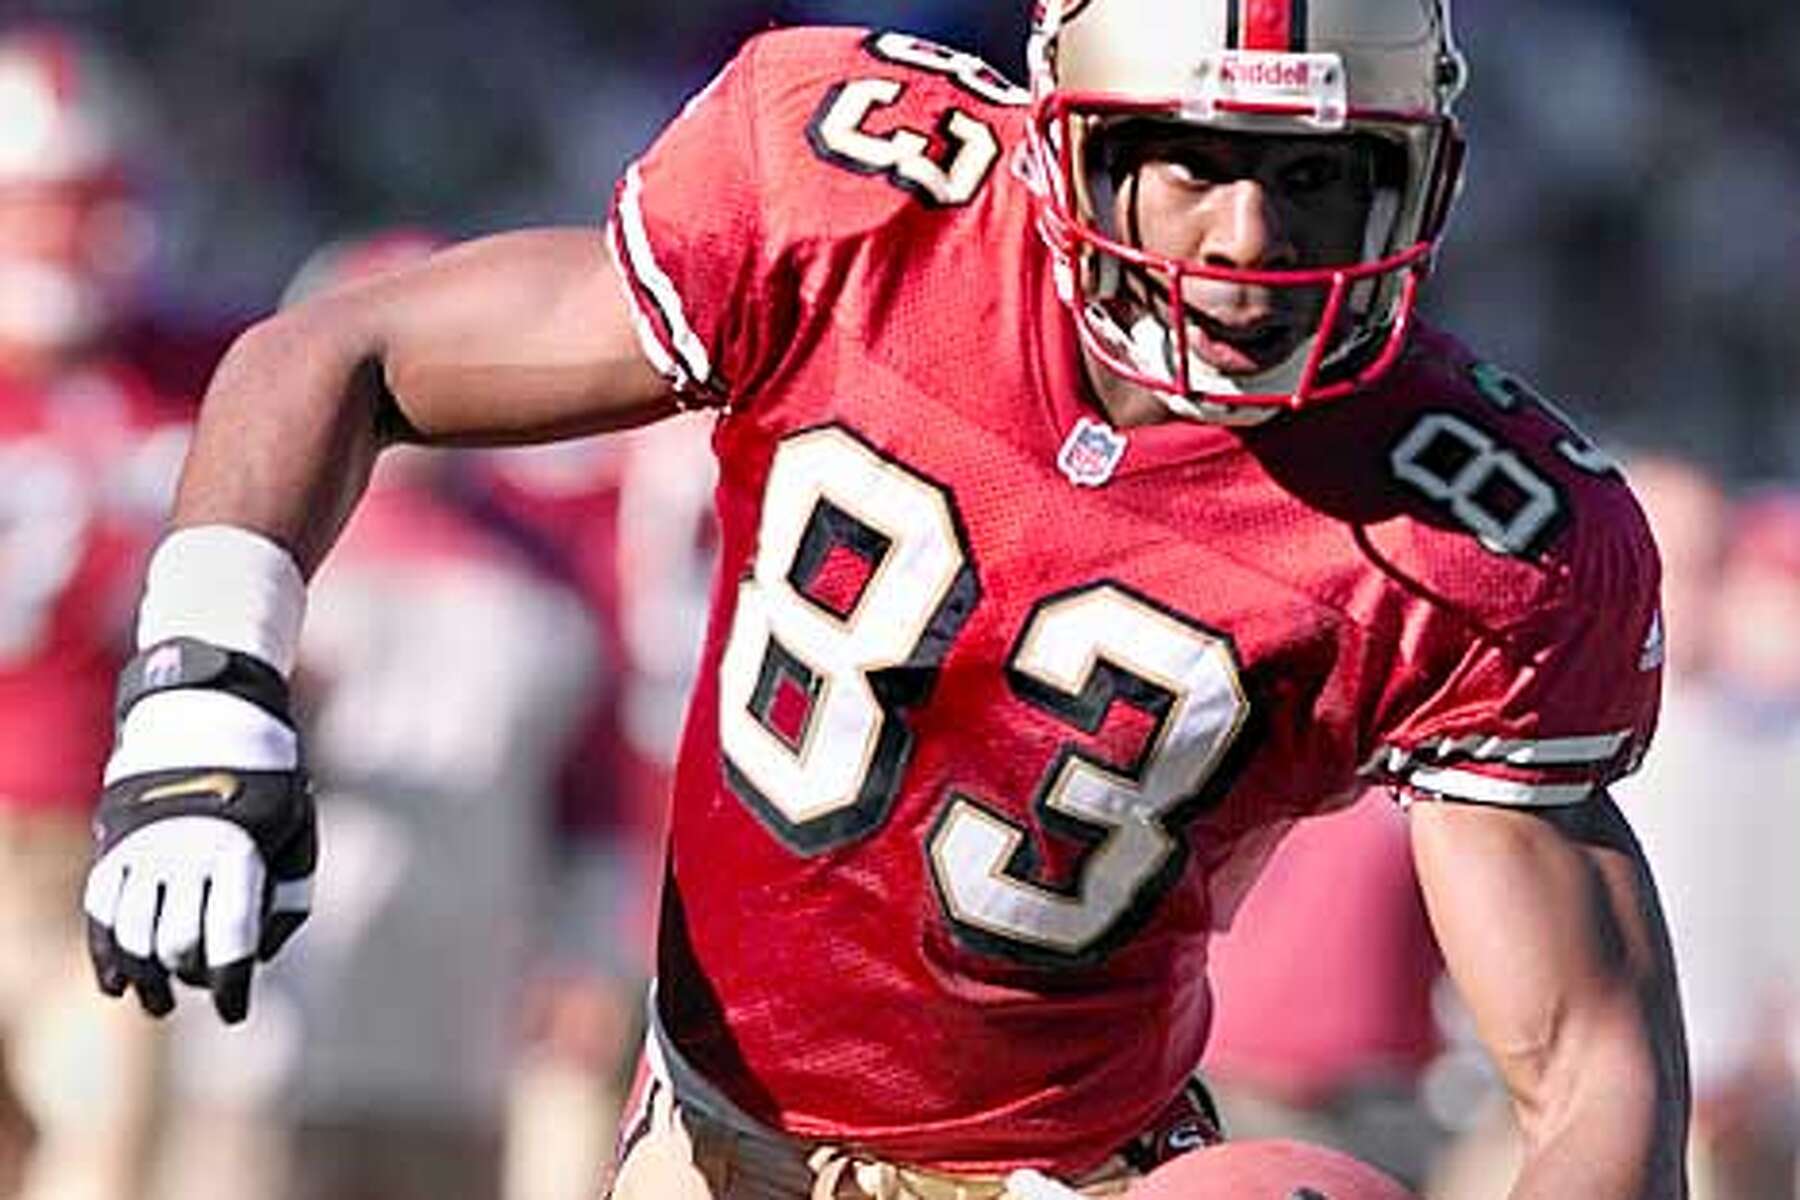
left=1411, top=794, right=1690, bottom=1200
left=179, top=226, right=676, bottom=574
left=84, top=226, right=678, bottom=1022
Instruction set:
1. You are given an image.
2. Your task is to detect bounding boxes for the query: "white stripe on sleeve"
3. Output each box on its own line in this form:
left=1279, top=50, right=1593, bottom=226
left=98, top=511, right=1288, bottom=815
left=1404, top=766, right=1596, bottom=808
left=615, top=165, right=713, bottom=389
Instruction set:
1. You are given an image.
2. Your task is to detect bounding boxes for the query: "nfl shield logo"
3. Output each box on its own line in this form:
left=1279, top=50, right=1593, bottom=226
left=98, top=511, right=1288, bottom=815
left=1057, top=417, right=1127, bottom=487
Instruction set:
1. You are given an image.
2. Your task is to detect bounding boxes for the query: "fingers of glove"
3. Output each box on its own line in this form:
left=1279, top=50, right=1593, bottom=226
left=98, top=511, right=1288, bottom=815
left=172, top=947, right=209, bottom=990
left=110, top=860, right=164, bottom=961
left=94, top=817, right=268, bottom=996
left=154, top=871, right=207, bottom=981
left=82, top=858, right=130, bottom=997
left=104, top=870, right=178, bottom=1017
left=207, top=958, right=254, bottom=1025
left=85, top=918, right=129, bottom=998
left=201, top=830, right=268, bottom=970
left=258, top=908, right=308, bottom=963
left=118, top=946, right=175, bottom=1018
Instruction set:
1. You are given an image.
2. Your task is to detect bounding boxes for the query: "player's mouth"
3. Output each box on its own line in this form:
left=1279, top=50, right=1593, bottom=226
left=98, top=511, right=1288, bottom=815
left=1183, top=310, right=1298, bottom=375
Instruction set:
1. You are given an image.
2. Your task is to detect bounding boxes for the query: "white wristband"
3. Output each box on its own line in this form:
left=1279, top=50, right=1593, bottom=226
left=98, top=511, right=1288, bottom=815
left=136, top=525, right=307, bottom=677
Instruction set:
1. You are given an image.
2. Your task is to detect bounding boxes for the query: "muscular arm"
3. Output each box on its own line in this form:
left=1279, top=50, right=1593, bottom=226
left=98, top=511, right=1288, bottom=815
left=1411, top=795, right=1690, bottom=1200
left=176, top=227, right=678, bottom=574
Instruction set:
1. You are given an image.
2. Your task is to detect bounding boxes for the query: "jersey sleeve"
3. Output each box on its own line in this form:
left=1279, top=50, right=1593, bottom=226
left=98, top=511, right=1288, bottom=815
left=606, top=36, right=790, bottom=407
left=1361, top=512, right=1664, bottom=809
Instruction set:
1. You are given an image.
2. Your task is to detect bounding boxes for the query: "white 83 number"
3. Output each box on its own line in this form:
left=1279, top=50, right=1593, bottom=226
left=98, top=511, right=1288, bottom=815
left=1390, top=412, right=1562, bottom=557
left=1390, top=362, right=1622, bottom=558
left=862, top=32, right=1029, bottom=107
left=720, top=429, right=1252, bottom=961
left=805, top=33, right=1021, bottom=208
left=718, top=428, right=975, bottom=851
left=928, top=586, right=1249, bottom=961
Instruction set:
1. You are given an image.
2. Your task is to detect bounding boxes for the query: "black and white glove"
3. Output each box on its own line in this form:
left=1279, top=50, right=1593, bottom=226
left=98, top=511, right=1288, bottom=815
left=84, top=636, right=316, bottom=1023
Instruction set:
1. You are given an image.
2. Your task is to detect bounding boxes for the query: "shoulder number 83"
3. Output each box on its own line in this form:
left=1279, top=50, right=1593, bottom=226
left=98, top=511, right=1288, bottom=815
left=805, top=32, right=1023, bottom=209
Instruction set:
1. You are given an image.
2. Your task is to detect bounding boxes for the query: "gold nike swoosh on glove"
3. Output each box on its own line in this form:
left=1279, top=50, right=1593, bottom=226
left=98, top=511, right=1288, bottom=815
left=134, top=771, right=243, bottom=806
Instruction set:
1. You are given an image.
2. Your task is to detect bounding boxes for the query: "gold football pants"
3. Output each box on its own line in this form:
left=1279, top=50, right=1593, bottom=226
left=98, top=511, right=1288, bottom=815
left=606, top=1078, right=1135, bottom=1200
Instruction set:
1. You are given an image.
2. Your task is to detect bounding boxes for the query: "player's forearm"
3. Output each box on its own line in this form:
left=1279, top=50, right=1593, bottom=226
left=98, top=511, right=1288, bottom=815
left=1414, top=798, right=1690, bottom=1200
left=1499, top=827, right=1690, bottom=1199
left=1505, top=1010, right=1689, bottom=1200
left=1506, top=808, right=1690, bottom=1199
left=1511, top=1117, right=1682, bottom=1200
left=171, top=309, right=387, bottom=576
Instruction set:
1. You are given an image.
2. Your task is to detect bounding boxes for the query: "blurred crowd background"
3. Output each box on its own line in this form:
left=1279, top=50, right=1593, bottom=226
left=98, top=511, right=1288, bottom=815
left=13, top=0, right=1798, bottom=480
left=0, top=1, right=1796, bottom=1199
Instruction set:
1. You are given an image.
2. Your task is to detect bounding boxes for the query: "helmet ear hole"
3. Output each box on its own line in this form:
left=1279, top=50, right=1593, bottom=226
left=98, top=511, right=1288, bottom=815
left=1436, top=48, right=1470, bottom=100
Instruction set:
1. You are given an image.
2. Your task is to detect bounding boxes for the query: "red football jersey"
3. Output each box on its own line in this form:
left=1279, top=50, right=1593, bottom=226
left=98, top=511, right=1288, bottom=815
left=0, top=354, right=193, bottom=812
left=609, top=27, right=1661, bottom=1174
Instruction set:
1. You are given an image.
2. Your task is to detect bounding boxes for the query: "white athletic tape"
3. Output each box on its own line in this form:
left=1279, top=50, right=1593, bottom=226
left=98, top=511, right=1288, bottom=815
left=136, top=524, right=306, bottom=676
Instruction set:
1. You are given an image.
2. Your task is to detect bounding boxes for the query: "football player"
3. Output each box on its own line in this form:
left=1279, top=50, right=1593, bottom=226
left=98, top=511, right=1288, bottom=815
left=82, top=1, right=1689, bottom=1198
left=0, top=20, right=215, bottom=1200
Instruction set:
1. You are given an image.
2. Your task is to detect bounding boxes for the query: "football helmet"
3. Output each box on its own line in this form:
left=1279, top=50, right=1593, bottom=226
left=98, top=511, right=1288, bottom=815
left=0, top=25, right=155, bottom=357
left=1125, top=1139, right=1419, bottom=1199
left=1027, top=0, right=1466, bottom=417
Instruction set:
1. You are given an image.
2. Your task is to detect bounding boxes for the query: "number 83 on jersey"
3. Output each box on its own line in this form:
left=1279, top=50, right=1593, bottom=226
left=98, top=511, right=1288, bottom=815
left=718, top=428, right=1251, bottom=965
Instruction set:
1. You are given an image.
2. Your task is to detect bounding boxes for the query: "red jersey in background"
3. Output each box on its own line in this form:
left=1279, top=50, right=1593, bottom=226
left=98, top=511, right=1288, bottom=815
left=0, top=330, right=208, bottom=812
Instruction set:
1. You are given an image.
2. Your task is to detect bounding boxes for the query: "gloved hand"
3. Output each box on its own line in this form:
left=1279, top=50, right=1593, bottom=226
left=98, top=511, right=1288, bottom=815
left=83, top=636, right=316, bottom=1023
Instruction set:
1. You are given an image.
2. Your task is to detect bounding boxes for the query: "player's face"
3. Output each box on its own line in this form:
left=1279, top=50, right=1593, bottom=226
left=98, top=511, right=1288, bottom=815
left=0, top=179, right=135, bottom=365
left=1109, top=127, right=1376, bottom=377
left=0, top=182, right=95, bottom=268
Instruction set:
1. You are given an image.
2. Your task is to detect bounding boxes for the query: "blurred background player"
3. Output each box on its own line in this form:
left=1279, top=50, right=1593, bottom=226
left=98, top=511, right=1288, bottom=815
left=1672, top=489, right=1800, bottom=1200
left=153, top=230, right=604, bottom=1200
left=0, top=22, right=222, bottom=1200
left=1567, top=465, right=1800, bottom=1200
left=1201, top=792, right=1447, bottom=1190
left=461, top=387, right=718, bottom=1200
left=1616, top=452, right=1767, bottom=1200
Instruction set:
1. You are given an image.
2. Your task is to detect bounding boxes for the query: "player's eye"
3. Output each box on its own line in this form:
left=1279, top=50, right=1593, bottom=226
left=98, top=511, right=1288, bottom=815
left=1276, top=154, right=1347, bottom=197
left=1160, top=147, right=1235, bottom=188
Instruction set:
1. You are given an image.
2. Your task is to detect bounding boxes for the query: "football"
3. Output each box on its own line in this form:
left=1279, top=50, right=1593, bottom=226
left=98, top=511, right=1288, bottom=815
left=1126, top=1139, right=1418, bottom=1200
